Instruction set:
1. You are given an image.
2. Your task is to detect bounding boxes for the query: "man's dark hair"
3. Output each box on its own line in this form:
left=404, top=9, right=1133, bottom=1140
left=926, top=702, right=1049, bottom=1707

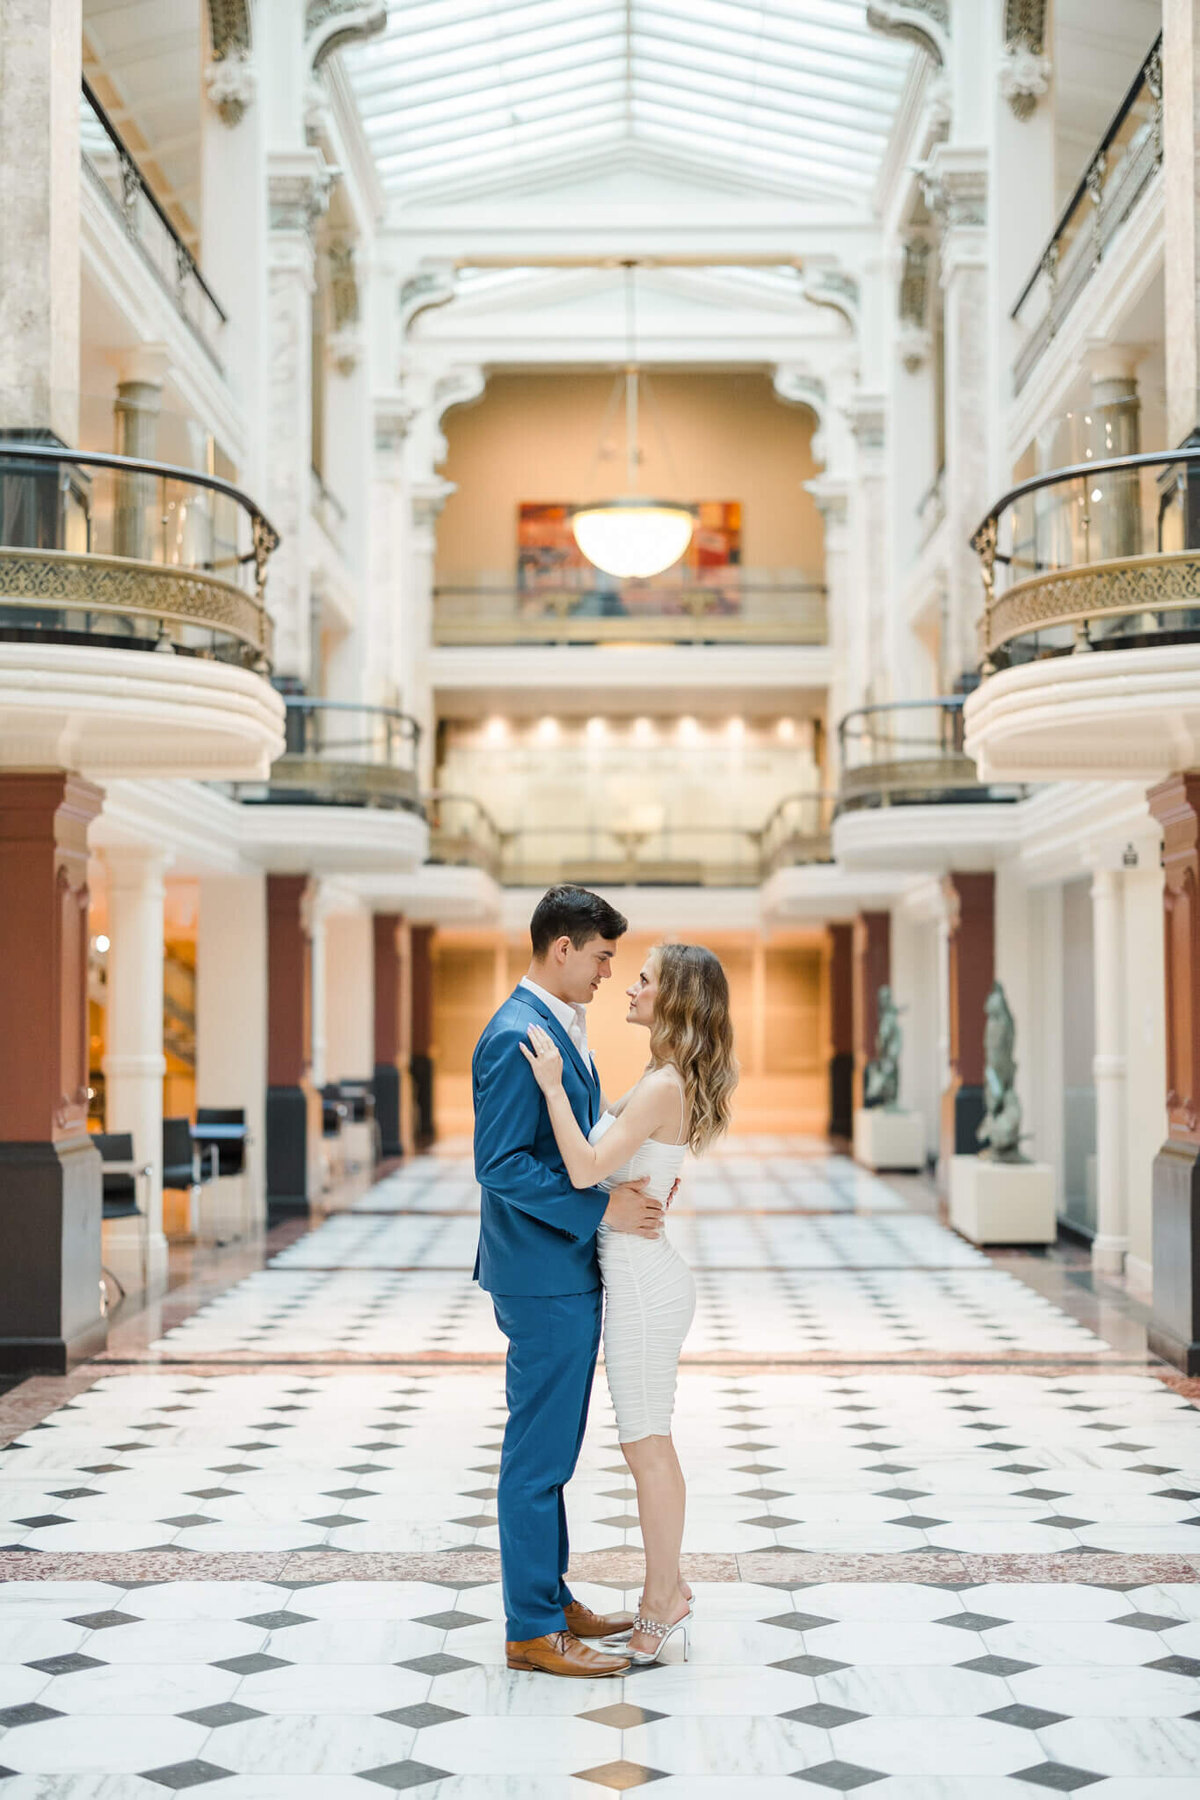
left=530, top=885, right=628, bottom=958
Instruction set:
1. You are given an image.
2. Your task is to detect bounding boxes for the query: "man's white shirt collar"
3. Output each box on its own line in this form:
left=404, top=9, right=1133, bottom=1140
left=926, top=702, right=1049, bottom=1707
left=519, top=976, right=589, bottom=1056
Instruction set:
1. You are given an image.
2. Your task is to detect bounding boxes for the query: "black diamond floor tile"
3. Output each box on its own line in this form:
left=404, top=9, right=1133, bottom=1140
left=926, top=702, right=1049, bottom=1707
left=140, top=1760, right=235, bottom=1790
left=400, top=1652, right=477, bottom=1677
left=379, top=1703, right=467, bottom=1729
left=1011, top=1763, right=1105, bottom=1792
left=177, top=1702, right=266, bottom=1728
left=0, top=1702, right=63, bottom=1728
left=792, top=1761, right=887, bottom=1791
left=781, top=1703, right=866, bottom=1729
left=359, top=1761, right=453, bottom=1791
left=25, top=1652, right=106, bottom=1676
left=983, top=1704, right=1069, bottom=1731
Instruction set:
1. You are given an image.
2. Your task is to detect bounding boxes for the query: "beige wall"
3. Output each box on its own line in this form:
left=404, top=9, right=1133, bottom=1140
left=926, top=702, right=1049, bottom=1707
left=431, top=928, right=828, bottom=1140
left=436, top=371, right=823, bottom=581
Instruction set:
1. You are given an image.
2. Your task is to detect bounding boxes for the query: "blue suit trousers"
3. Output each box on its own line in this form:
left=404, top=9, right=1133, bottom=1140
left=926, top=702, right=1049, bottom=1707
left=491, top=1288, right=602, bottom=1641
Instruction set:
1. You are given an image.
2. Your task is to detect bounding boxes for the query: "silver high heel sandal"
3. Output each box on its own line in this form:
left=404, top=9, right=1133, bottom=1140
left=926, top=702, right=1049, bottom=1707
left=625, top=1609, right=691, bottom=1667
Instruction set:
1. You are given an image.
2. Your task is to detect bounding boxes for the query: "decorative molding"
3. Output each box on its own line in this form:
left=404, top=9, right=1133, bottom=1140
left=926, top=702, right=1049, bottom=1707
left=846, top=393, right=886, bottom=453
left=773, top=368, right=828, bottom=465
left=204, top=50, right=255, bottom=126
left=898, top=237, right=931, bottom=325
left=897, top=321, right=933, bottom=374
left=375, top=396, right=420, bottom=452
left=799, top=264, right=859, bottom=329
left=1002, top=1, right=1050, bottom=120
left=206, top=0, right=251, bottom=60
left=269, top=164, right=334, bottom=235
left=327, top=326, right=362, bottom=378
left=866, top=0, right=949, bottom=68
left=920, top=147, right=988, bottom=232
left=400, top=264, right=458, bottom=334
left=306, top=1, right=387, bottom=70
left=328, top=243, right=359, bottom=330
left=999, top=42, right=1051, bottom=120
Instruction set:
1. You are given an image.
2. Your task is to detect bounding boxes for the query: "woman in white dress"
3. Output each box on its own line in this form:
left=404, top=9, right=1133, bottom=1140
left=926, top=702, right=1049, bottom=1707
left=521, top=942, right=737, bottom=1662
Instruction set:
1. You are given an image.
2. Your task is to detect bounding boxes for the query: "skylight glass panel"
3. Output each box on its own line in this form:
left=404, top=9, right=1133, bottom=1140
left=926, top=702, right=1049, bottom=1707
left=343, top=0, right=915, bottom=203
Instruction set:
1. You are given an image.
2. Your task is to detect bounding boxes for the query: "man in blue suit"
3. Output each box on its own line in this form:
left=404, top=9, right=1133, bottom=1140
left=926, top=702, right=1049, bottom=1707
left=474, top=885, right=664, bottom=1678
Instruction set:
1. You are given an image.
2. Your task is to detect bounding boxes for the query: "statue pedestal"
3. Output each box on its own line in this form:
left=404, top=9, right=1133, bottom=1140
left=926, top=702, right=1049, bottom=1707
left=853, top=1107, right=925, bottom=1173
left=949, top=1155, right=1057, bottom=1246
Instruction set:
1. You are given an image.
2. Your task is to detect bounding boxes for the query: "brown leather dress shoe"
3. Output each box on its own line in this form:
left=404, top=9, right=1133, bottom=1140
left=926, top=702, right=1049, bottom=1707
left=563, top=1599, right=636, bottom=1639
left=506, top=1629, right=630, bottom=1677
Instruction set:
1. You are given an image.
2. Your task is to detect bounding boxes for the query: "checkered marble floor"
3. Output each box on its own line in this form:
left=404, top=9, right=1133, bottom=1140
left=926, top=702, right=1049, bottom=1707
left=2, top=1139, right=1199, bottom=1793
left=1, top=1371, right=1197, bottom=1559
left=2, top=1578, right=1200, bottom=1794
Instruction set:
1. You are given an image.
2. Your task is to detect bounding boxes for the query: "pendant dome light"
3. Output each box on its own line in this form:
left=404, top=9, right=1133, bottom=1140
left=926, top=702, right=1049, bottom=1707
left=570, top=263, right=695, bottom=580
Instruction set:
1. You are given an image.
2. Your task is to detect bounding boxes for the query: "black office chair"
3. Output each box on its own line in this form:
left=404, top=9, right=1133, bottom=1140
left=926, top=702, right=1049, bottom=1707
left=94, top=1129, right=151, bottom=1298
left=321, top=1085, right=349, bottom=1139
left=194, top=1106, right=249, bottom=1177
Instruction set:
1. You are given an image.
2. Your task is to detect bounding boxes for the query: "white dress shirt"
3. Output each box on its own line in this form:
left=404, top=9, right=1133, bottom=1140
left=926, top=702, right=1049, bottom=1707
left=519, top=975, right=591, bottom=1068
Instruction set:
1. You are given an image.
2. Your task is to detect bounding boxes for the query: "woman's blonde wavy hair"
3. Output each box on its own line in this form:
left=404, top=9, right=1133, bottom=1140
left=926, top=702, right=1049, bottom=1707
left=647, top=942, right=738, bottom=1154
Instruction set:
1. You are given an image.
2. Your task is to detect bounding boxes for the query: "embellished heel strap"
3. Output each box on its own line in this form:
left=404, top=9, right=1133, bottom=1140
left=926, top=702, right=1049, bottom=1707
left=632, top=1613, right=672, bottom=1638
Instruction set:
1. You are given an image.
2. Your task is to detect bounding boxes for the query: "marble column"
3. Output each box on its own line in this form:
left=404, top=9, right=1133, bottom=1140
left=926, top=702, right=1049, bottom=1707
left=853, top=911, right=891, bottom=1110
left=1164, top=1, right=1200, bottom=446
left=827, top=922, right=854, bottom=1138
left=1089, top=353, right=1142, bottom=571
left=410, top=924, right=436, bottom=1149
left=925, top=145, right=990, bottom=689
left=113, top=372, right=164, bottom=563
left=102, top=844, right=170, bottom=1296
left=196, top=873, right=267, bottom=1230
left=409, top=484, right=452, bottom=791
left=0, top=773, right=105, bottom=1371
left=266, top=873, right=317, bottom=1217
left=1091, top=866, right=1129, bottom=1275
left=1146, top=773, right=1200, bottom=1370
left=265, top=160, right=327, bottom=682
left=373, top=913, right=404, bottom=1157
left=941, top=872, right=995, bottom=1172
left=0, top=0, right=80, bottom=444
left=806, top=480, right=852, bottom=774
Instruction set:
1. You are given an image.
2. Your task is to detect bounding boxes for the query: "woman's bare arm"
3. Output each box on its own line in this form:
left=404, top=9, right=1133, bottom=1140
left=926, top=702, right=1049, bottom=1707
left=520, top=1028, right=676, bottom=1188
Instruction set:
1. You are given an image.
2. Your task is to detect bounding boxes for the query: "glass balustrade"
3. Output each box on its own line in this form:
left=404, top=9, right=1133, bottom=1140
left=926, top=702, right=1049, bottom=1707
left=837, top=698, right=1024, bottom=810
left=972, top=449, right=1200, bottom=668
left=0, top=442, right=276, bottom=666
left=232, top=700, right=422, bottom=809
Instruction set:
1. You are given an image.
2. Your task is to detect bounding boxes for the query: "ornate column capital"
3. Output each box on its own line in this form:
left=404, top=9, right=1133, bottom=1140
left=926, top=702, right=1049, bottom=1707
left=269, top=155, right=334, bottom=237
left=920, top=144, right=988, bottom=234
left=400, top=263, right=459, bottom=334
left=205, top=50, right=255, bottom=126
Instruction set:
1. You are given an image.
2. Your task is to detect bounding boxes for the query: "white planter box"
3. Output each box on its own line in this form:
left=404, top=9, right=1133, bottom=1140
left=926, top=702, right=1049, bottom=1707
left=853, top=1107, right=925, bottom=1172
left=949, top=1155, right=1057, bottom=1245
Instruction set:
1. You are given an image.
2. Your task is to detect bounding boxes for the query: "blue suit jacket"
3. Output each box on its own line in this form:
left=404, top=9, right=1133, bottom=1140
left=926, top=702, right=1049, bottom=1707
left=473, top=985, right=610, bottom=1296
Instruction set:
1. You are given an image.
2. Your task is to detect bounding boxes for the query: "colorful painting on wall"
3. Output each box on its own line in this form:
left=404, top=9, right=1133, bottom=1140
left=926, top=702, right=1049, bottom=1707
left=517, top=500, right=742, bottom=593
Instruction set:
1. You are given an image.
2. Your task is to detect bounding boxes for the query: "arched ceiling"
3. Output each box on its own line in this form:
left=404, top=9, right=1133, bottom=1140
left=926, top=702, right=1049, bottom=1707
left=344, top=0, right=916, bottom=209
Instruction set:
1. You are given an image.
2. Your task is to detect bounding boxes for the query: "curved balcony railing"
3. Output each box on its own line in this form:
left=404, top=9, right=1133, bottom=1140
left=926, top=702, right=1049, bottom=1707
left=427, top=792, right=834, bottom=888
left=433, top=577, right=827, bottom=646
left=233, top=699, right=421, bottom=810
left=0, top=442, right=277, bottom=667
left=427, top=792, right=506, bottom=879
left=837, top=699, right=1021, bottom=810
left=759, top=791, right=835, bottom=873
left=971, top=449, right=1200, bottom=669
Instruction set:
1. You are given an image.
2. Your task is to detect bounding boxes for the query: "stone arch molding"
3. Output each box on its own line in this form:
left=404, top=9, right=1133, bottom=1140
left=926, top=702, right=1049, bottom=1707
left=773, top=367, right=830, bottom=467
left=865, top=0, right=949, bottom=69
left=306, top=2, right=388, bottom=71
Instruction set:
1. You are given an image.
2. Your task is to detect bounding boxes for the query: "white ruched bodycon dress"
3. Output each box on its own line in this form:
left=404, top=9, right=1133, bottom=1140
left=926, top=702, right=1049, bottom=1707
left=590, top=1109, right=696, bottom=1443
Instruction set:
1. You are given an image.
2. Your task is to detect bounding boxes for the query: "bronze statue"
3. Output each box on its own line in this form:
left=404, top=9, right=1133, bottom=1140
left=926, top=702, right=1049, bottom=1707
left=864, top=984, right=902, bottom=1109
left=977, top=980, right=1025, bottom=1161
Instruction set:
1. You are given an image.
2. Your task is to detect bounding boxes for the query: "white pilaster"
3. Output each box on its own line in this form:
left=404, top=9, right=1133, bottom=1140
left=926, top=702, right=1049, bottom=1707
left=196, top=874, right=267, bottom=1229
left=1164, top=0, right=1200, bottom=444
left=325, top=910, right=374, bottom=1081
left=1090, top=865, right=1128, bottom=1275
left=102, top=844, right=169, bottom=1296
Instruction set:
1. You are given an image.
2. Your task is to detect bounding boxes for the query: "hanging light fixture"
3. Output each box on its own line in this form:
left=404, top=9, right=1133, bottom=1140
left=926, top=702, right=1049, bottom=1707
left=571, top=263, right=695, bottom=580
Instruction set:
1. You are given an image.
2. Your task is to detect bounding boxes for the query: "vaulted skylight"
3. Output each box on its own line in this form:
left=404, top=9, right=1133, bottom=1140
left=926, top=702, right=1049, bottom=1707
left=344, top=0, right=915, bottom=206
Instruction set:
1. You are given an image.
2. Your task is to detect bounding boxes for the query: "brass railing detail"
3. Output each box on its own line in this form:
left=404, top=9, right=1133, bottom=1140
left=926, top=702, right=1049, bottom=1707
left=0, top=546, right=272, bottom=665
left=987, top=552, right=1200, bottom=654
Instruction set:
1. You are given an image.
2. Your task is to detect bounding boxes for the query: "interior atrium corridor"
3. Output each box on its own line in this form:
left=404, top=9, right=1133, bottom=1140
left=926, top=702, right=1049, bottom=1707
left=3, top=1139, right=1198, bottom=1796
left=5, top=0, right=1200, bottom=1788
